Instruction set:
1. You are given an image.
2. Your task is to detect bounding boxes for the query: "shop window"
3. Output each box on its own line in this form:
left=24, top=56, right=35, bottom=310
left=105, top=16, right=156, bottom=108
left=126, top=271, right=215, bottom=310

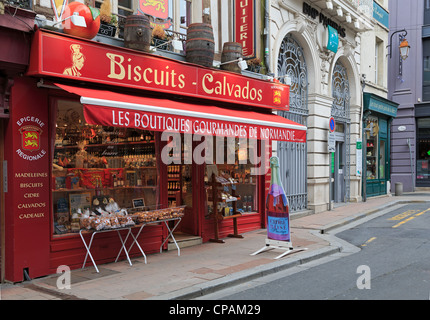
left=204, top=137, right=260, bottom=219
left=365, top=116, right=379, bottom=180
left=417, top=118, right=430, bottom=181
left=51, top=100, right=159, bottom=236
left=174, top=0, right=191, bottom=32
left=375, top=37, right=384, bottom=86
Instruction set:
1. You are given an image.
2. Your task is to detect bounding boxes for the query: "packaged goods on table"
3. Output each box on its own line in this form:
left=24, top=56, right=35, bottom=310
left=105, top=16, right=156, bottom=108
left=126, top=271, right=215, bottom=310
left=133, top=207, right=185, bottom=224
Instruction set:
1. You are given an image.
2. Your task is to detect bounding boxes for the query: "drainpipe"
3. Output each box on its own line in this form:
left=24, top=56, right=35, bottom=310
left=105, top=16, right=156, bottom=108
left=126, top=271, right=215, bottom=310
left=265, top=0, right=271, bottom=73
left=361, top=75, right=368, bottom=202
left=406, top=138, right=415, bottom=192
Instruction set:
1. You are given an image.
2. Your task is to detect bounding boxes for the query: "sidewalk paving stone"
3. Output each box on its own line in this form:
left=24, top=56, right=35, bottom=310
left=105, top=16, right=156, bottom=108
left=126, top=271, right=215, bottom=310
left=1, top=192, right=429, bottom=300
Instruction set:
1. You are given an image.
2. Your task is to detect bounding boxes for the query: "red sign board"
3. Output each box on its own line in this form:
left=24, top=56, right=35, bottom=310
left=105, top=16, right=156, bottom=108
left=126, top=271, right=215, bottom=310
left=83, top=104, right=306, bottom=142
left=234, top=0, right=255, bottom=58
left=137, top=0, right=169, bottom=20
left=4, top=77, right=51, bottom=281
left=137, top=0, right=172, bottom=29
left=28, top=30, right=289, bottom=111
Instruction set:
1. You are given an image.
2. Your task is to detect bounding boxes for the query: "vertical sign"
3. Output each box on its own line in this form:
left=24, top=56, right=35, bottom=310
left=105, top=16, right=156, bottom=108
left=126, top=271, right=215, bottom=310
left=234, top=0, right=255, bottom=58
left=326, top=25, right=339, bottom=54
left=5, top=78, right=50, bottom=281
left=356, top=139, right=362, bottom=176
left=328, top=117, right=336, bottom=152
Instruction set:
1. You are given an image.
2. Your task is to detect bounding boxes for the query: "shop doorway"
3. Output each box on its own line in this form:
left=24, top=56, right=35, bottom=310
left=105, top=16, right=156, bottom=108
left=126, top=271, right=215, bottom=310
left=167, top=134, right=202, bottom=249
left=331, top=61, right=351, bottom=203
left=330, top=121, right=347, bottom=203
left=173, top=163, right=195, bottom=234
left=333, top=141, right=346, bottom=202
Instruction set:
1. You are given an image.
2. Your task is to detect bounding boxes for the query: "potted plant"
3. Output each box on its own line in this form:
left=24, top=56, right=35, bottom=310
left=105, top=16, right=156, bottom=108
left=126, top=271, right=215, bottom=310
left=151, top=24, right=168, bottom=49
left=247, top=58, right=262, bottom=73
left=98, top=0, right=117, bottom=37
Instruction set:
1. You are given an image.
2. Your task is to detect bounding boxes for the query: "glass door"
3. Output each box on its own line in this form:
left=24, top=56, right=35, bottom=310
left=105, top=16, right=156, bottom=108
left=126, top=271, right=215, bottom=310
left=334, top=141, right=345, bottom=203
left=167, top=133, right=198, bottom=236
left=379, top=138, right=387, bottom=194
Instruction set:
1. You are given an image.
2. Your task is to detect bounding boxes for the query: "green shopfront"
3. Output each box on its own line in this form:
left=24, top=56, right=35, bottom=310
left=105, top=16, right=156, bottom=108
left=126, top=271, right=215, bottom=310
left=363, top=93, right=399, bottom=198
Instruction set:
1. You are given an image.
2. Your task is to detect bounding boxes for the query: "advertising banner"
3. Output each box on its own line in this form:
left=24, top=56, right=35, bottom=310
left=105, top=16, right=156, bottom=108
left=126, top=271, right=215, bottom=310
left=28, top=30, right=290, bottom=111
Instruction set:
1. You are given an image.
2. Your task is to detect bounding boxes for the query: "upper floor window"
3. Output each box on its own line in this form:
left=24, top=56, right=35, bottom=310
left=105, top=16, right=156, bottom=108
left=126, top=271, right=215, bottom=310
left=90, top=0, right=191, bottom=36
left=425, top=0, right=430, bottom=25
left=423, top=38, right=430, bottom=101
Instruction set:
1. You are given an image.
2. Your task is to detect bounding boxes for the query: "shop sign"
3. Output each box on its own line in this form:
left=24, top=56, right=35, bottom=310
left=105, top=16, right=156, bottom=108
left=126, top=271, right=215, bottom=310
left=356, top=139, right=362, bottom=176
left=328, top=117, right=335, bottom=152
left=373, top=2, right=389, bottom=29
left=83, top=104, right=306, bottom=143
left=14, top=116, right=49, bottom=217
left=234, top=0, right=255, bottom=58
left=16, top=116, right=47, bottom=161
left=28, top=30, right=289, bottom=111
left=367, top=99, right=397, bottom=118
left=326, top=25, right=339, bottom=54
left=303, top=2, right=346, bottom=38
left=137, top=0, right=172, bottom=29
left=363, top=93, right=398, bottom=118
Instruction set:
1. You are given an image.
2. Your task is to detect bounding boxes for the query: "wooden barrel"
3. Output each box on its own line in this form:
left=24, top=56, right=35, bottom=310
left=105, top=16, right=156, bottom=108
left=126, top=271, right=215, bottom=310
left=124, top=15, right=152, bottom=52
left=220, top=42, right=243, bottom=73
left=185, top=23, right=215, bottom=67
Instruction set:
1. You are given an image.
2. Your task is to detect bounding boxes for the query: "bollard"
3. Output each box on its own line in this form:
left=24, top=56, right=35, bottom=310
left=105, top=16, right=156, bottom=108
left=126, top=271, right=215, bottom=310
left=395, top=182, right=403, bottom=196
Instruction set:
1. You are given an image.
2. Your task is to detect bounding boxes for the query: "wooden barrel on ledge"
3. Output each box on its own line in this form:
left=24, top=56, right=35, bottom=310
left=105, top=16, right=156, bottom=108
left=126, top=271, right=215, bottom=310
left=185, top=23, right=215, bottom=67
left=123, top=15, right=152, bottom=53
left=220, top=42, right=243, bottom=73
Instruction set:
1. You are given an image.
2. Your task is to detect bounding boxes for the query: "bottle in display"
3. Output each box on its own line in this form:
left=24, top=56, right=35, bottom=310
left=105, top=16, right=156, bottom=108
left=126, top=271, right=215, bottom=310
left=266, top=156, right=290, bottom=241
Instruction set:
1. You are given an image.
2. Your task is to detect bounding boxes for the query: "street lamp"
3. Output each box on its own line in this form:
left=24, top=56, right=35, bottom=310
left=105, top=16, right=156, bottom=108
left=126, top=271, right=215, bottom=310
left=387, top=29, right=409, bottom=59
left=399, top=38, right=411, bottom=60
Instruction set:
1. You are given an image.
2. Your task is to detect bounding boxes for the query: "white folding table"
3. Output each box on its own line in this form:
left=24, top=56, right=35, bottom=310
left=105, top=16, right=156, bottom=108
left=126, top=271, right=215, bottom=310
left=79, top=217, right=182, bottom=273
left=124, top=217, right=183, bottom=259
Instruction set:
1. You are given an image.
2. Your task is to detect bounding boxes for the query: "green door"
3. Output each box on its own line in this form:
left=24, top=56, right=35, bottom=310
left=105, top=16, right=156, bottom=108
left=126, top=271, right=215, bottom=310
left=379, top=138, right=388, bottom=195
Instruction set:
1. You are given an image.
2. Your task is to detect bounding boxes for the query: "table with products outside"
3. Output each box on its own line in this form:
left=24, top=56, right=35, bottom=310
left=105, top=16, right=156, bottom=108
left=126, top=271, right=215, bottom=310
left=79, top=207, right=184, bottom=273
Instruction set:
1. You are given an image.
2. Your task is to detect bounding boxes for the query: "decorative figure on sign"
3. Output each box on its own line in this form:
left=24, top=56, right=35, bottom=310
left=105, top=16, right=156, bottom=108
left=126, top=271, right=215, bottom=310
left=63, top=44, right=85, bottom=77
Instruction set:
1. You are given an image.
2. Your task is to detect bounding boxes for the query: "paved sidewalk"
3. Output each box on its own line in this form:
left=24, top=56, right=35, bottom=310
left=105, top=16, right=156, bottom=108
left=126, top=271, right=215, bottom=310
left=1, top=192, right=429, bottom=300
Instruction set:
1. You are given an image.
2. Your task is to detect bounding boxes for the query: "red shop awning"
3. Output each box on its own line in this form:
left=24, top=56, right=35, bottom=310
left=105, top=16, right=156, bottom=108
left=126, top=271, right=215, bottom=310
left=56, top=84, right=307, bottom=142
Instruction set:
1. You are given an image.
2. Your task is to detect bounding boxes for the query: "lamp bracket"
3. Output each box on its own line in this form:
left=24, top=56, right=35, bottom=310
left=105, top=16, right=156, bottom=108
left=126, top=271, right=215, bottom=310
left=387, top=29, right=407, bottom=59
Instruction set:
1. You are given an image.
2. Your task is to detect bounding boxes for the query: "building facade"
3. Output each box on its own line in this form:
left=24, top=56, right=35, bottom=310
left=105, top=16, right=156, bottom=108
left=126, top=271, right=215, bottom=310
left=0, top=0, right=398, bottom=282
left=268, top=0, right=393, bottom=213
left=0, top=0, right=306, bottom=282
left=389, top=0, right=430, bottom=192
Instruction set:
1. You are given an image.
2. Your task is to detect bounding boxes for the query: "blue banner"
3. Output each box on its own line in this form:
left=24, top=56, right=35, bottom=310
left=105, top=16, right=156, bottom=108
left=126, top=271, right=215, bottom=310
left=373, top=1, right=389, bottom=28
left=327, top=25, right=339, bottom=54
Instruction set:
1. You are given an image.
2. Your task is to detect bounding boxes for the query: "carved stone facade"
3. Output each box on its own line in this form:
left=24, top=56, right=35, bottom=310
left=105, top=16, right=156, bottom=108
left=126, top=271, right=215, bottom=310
left=270, top=0, right=377, bottom=213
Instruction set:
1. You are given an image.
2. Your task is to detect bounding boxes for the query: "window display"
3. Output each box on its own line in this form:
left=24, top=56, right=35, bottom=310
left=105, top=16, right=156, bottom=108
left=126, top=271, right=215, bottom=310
left=205, top=138, right=259, bottom=220
left=417, top=118, right=430, bottom=181
left=366, top=117, right=379, bottom=180
left=52, top=100, right=159, bottom=235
